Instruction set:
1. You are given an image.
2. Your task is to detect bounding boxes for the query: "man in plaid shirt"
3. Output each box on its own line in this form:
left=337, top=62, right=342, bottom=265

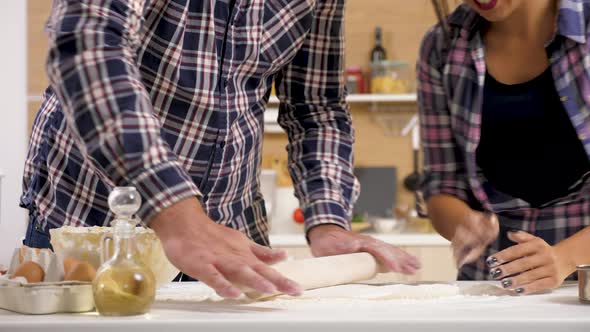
left=21, top=0, right=419, bottom=297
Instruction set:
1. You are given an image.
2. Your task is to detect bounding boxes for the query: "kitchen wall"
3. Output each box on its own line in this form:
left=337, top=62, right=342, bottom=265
left=27, top=0, right=50, bottom=127
left=25, top=1, right=452, bottom=224
left=0, top=1, right=28, bottom=266
left=263, top=0, right=453, bottom=209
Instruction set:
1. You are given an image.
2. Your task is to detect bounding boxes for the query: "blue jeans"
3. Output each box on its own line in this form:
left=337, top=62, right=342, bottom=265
left=23, top=211, right=52, bottom=250
left=23, top=211, right=53, bottom=250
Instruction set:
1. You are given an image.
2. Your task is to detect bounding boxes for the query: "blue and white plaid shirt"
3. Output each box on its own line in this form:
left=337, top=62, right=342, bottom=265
left=21, top=0, right=358, bottom=245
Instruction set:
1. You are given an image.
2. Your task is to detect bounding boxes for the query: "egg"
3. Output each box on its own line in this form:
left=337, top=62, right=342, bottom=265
left=12, top=261, right=45, bottom=283
left=64, top=261, right=96, bottom=282
left=63, top=257, right=81, bottom=275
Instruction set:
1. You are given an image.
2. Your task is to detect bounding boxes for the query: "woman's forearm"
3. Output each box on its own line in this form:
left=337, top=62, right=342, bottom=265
left=554, top=226, right=590, bottom=272
left=427, top=194, right=474, bottom=241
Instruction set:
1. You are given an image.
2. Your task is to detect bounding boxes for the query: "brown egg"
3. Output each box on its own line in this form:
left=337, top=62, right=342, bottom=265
left=63, top=257, right=81, bottom=275
left=12, top=261, right=45, bottom=283
left=64, top=261, right=96, bottom=282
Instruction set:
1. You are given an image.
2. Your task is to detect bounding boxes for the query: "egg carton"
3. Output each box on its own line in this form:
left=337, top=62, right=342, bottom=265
left=6, top=246, right=64, bottom=283
left=0, top=282, right=94, bottom=315
left=0, top=246, right=94, bottom=314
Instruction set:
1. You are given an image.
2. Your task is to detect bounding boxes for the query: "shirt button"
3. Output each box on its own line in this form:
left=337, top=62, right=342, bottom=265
left=580, top=133, right=587, bottom=140
left=560, top=96, right=569, bottom=102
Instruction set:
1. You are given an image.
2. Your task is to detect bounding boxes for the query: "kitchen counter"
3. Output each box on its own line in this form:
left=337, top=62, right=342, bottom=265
left=1, top=282, right=588, bottom=332
left=270, top=233, right=450, bottom=247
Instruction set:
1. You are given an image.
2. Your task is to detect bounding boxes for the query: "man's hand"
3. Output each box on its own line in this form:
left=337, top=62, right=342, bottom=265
left=307, top=225, right=421, bottom=274
left=452, top=211, right=499, bottom=268
left=486, top=231, right=574, bottom=295
left=150, top=198, right=303, bottom=298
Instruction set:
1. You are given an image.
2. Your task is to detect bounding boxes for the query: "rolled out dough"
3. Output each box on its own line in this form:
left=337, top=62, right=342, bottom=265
left=284, top=284, right=461, bottom=301
left=156, top=283, right=512, bottom=304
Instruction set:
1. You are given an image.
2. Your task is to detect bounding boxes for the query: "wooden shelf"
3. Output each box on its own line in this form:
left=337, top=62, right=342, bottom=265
left=27, top=93, right=417, bottom=136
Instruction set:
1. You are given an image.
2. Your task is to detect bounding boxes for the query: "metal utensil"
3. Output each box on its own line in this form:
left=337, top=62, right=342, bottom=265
left=401, top=115, right=423, bottom=192
left=578, top=265, right=590, bottom=304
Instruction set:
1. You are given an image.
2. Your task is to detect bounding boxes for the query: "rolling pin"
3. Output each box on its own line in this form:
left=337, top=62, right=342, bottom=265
left=243, top=252, right=383, bottom=300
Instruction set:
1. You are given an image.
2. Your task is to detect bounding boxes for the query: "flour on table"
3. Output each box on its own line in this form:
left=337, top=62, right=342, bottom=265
left=155, top=282, right=515, bottom=306
left=288, top=284, right=461, bottom=301
left=460, top=283, right=515, bottom=297
left=157, top=283, right=464, bottom=303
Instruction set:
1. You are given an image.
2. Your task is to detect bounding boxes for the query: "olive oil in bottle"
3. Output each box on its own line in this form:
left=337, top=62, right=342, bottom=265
left=93, top=187, right=156, bottom=316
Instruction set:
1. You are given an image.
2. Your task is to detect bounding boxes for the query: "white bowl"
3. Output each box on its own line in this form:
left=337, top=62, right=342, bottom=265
left=372, top=218, right=404, bottom=234
left=49, top=226, right=178, bottom=288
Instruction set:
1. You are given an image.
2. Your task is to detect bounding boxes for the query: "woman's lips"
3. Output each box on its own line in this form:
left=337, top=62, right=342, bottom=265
left=474, top=0, right=498, bottom=10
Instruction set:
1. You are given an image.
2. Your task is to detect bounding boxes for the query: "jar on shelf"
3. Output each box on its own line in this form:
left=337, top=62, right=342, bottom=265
left=370, top=60, right=412, bottom=94
left=346, top=65, right=365, bottom=94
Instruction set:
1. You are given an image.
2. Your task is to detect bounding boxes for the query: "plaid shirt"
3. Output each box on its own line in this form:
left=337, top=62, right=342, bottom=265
left=21, top=0, right=357, bottom=245
left=418, top=1, right=590, bottom=280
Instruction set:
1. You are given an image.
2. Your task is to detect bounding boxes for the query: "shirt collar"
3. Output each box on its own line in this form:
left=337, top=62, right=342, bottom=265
left=447, top=1, right=587, bottom=44
left=556, top=0, right=586, bottom=44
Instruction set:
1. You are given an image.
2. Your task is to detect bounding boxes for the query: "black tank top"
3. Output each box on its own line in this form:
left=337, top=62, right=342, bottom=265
left=476, top=68, right=590, bottom=207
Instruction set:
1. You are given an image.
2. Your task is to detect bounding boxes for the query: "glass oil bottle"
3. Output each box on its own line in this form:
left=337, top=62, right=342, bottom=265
left=92, top=187, right=156, bottom=316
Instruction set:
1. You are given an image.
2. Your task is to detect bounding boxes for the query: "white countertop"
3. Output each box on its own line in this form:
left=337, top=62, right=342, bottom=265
left=270, top=233, right=450, bottom=247
left=1, top=282, right=588, bottom=332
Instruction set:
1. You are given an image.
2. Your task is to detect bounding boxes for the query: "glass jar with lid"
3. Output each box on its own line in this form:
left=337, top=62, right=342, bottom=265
left=370, top=60, right=413, bottom=94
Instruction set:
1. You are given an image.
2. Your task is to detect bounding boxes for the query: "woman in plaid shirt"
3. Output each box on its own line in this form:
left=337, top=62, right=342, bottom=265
left=419, top=0, right=590, bottom=295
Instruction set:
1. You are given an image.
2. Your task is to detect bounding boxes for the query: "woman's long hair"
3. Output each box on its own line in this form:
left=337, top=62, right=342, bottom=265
left=430, top=0, right=461, bottom=44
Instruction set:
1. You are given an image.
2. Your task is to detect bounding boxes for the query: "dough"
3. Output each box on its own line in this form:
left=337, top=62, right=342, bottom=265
left=460, top=283, right=515, bottom=297
left=155, top=282, right=512, bottom=305
left=291, top=284, right=461, bottom=301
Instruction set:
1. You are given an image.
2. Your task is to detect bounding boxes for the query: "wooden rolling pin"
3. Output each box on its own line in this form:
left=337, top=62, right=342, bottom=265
left=244, top=252, right=383, bottom=300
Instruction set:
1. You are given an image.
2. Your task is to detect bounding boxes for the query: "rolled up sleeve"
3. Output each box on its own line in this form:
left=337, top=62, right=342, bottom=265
left=45, top=0, right=201, bottom=223
left=417, top=27, right=471, bottom=204
left=275, top=0, right=358, bottom=234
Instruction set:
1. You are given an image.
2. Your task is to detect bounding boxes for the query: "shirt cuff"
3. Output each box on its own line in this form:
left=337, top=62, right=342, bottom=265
left=303, top=200, right=351, bottom=235
left=421, top=175, right=470, bottom=203
left=128, top=161, right=202, bottom=225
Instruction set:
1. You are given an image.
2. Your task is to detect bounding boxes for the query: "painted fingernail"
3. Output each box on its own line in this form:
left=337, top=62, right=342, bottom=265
left=490, top=268, right=503, bottom=279
left=501, top=279, right=512, bottom=288
left=486, top=256, right=498, bottom=267
left=515, top=288, right=525, bottom=295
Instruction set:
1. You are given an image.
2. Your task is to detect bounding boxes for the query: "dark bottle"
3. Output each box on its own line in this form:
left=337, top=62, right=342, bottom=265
left=370, top=27, right=387, bottom=64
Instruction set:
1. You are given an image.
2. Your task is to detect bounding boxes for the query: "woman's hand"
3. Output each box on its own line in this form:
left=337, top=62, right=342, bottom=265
left=452, top=211, right=499, bottom=267
left=486, top=231, right=574, bottom=295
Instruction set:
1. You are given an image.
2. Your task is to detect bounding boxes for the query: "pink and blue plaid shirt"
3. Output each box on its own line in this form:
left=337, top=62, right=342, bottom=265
left=418, top=0, right=590, bottom=280
left=21, top=0, right=357, bottom=245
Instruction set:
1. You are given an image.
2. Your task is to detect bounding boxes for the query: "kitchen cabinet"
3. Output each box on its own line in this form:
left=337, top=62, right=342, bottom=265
left=270, top=234, right=457, bottom=282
